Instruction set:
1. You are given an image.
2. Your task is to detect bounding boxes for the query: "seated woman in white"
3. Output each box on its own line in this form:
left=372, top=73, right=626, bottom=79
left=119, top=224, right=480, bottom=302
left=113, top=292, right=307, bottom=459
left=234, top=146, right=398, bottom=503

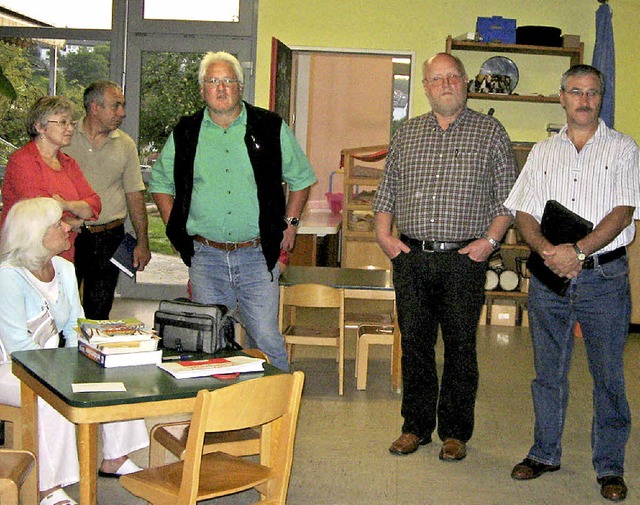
left=0, top=197, right=149, bottom=505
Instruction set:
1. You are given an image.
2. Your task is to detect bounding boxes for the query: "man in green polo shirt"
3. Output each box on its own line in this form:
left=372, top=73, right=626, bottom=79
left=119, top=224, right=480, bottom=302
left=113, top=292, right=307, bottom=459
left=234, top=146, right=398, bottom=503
left=149, top=51, right=316, bottom=370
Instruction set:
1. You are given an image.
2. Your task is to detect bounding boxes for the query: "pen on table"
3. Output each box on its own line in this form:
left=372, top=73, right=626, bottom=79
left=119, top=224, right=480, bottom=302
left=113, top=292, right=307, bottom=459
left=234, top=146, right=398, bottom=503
left=162, top=355, right=193, bottom=362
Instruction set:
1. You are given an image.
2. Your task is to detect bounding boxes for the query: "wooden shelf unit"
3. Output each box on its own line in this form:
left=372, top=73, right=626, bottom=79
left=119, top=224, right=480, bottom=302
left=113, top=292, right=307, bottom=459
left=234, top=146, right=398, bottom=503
left=340, top=144, right=390, bottom=269
left=446, top=36, right=584, bottom=104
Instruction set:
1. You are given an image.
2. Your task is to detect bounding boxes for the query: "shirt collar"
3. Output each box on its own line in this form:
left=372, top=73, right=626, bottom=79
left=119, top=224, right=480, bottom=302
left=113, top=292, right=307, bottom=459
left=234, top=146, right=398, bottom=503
left=425, top=106, right=470, bottom=131
left=559, top=118, right=608, bottom=145
left=202, top=101, right=247, bottom=129
left=75, top=116, right=122, bottom=140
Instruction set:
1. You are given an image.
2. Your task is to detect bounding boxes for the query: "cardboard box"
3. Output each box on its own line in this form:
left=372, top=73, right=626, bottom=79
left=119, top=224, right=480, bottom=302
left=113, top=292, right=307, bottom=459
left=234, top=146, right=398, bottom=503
left=476, top=16, right=516, bottom=44
left=562, top=34, right=581, bottom=48
left=490, top=302, right=516, bottom=326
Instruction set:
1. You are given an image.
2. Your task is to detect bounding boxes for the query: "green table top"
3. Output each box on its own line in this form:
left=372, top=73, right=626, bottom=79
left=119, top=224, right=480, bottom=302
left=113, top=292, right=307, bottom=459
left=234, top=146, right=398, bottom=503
left=279, top=266, right=393, bottom=291
left=11, top=347, right=282, bottom=409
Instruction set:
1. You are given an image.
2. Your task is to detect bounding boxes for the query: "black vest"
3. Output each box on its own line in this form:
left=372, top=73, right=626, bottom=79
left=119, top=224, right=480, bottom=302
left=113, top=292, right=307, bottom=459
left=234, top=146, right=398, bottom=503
left=166, top=102, right=286, bottom=270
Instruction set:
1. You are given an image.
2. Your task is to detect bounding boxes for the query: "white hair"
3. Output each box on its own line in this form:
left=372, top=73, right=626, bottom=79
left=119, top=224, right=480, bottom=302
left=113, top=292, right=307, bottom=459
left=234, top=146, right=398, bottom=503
left=198, top=51, right=244, bottom=86
left=0, top=198, right=63, bottom=270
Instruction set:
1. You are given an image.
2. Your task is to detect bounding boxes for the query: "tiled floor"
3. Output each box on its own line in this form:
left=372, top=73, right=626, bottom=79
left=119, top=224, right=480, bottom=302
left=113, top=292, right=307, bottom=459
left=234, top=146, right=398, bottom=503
left=5, top=297, right=640, bottom=504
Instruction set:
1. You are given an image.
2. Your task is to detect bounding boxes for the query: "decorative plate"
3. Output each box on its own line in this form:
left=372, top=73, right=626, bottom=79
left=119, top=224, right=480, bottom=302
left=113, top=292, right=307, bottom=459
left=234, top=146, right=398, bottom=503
left=478, top=56, right=519, bottom=93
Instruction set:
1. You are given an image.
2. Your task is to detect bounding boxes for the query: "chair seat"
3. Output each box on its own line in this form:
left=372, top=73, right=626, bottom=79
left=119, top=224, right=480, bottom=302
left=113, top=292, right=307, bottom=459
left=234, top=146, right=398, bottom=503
left=122, top=451, right=272, bottom=505
left=283, top=325, right=340, bottom=344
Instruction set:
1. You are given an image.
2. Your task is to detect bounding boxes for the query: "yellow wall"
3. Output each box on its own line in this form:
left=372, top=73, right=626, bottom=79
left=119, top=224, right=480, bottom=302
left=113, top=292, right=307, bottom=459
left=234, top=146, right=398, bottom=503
left=255, top=0, right=640, bottom=143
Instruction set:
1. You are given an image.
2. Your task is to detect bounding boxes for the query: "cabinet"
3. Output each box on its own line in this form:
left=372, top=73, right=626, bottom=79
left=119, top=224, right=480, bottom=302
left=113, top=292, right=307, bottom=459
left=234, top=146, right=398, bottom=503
left=445, top=36, right=584, bottom=104
left=340, top=144, right=390, bottom=269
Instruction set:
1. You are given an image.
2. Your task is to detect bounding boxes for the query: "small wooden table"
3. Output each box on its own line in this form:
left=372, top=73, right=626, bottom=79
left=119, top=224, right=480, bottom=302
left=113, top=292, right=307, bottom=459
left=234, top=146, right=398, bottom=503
left=280, top=266, right=401, bottom=391
left=12, top=348, right=282, bottom=505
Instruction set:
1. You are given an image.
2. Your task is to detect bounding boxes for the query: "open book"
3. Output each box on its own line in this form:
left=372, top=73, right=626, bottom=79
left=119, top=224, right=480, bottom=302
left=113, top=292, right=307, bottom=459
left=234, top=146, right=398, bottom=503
left=157, top=355, right=265, bottom=379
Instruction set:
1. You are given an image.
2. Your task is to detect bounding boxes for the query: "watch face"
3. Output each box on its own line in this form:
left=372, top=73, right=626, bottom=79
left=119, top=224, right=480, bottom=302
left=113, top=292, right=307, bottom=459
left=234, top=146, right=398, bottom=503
left=578, top=253, right=586, bottom=261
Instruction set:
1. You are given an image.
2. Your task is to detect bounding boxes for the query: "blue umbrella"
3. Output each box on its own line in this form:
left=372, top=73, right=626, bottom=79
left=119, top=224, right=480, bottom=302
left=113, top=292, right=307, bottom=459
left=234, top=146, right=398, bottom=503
left=592, top=1, right=615, bottom=128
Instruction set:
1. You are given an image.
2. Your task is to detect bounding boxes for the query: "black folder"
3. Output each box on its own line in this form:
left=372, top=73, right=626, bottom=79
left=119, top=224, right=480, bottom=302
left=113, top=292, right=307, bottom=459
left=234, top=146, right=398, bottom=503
left=526, top=200, right=593, bottom=296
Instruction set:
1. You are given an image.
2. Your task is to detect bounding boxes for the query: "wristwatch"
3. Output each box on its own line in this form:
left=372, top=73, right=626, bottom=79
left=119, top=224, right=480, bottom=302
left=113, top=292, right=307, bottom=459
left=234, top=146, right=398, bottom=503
left=573, top=243, right=586, bottom=262
left=484, top=235, right=500, bottom=251
left=284, top=216, right=300, bottom=227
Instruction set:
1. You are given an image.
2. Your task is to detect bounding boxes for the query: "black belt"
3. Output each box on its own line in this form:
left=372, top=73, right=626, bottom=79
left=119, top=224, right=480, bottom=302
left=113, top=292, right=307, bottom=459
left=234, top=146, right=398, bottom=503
left=582, top=246, right=626, bottom=269
left=401, top=235, right=473, bottom=253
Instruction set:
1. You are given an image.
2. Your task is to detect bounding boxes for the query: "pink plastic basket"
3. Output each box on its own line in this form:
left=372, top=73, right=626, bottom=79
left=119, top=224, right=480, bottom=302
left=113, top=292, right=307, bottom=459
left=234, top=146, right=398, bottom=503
left=325, top=192, right=343, bottom=214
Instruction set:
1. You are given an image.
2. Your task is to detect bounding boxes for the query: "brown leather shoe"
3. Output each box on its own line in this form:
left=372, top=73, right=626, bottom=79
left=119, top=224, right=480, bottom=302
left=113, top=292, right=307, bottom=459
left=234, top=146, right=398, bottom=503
left=389, top=433, right=429, bottom=455
left=511, top=458, right=560, bottom=480
left=598, top=476, right=627, bottom=502
left=439, top=438, right=466, bottom=461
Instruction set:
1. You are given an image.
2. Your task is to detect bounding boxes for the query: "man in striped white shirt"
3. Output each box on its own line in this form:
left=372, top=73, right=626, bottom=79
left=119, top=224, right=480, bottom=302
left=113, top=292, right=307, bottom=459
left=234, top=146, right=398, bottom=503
left=505, top=64, right=640, bottom=502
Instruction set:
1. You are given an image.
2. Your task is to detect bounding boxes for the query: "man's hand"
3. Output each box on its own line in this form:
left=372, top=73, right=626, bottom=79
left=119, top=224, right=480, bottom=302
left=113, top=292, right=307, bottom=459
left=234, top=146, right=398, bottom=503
left=458, top=238, right=495, bottom=262
left=377, top=234, right=410, bottom=260
left=132, top=243, right=151, bottom=272
left=280, top=225, right=298, bottom=252
left=542, top=243, right=582, bottom=279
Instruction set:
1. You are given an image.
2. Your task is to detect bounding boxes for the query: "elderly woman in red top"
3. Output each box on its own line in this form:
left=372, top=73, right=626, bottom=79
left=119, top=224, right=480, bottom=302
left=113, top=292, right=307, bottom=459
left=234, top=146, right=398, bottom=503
left=1, top=96, right=101, bottom=262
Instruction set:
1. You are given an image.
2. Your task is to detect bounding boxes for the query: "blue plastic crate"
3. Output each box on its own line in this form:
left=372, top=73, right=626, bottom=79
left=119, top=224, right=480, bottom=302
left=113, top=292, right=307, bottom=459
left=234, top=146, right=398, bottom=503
left=476, top=16, right=516, bottom=44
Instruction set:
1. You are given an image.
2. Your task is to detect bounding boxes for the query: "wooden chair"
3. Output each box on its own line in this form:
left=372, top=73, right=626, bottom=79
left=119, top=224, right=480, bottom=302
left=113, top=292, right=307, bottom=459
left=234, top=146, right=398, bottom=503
left=279, top=283, right=345, bottom=395
left=0, top=449, right=37, bottom=505
left=0, top=405, right=21, bottom=449
left=355, top=324, right=396, bottom=390
left=120, top=371, right=305, bottom=505
left=148, top=349, right=269, bottom=467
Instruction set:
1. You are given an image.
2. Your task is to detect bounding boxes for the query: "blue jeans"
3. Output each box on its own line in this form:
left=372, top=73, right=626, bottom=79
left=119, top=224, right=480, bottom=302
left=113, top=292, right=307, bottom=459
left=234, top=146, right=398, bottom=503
left=189, top=240, right=289, bottom=371
left=526, top=256, right=631, bottom=478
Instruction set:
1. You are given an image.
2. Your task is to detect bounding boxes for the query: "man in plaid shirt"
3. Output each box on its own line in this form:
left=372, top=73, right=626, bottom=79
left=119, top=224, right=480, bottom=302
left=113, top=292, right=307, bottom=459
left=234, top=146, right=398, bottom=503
left=374, top=52, right=516, bottom=461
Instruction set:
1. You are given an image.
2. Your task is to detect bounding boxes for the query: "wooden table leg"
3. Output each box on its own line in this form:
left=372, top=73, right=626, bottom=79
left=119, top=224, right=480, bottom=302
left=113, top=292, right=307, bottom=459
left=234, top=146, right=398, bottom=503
left=77, top=423, right=98, bottom=505
left=20, top=382, right=38, bottom=505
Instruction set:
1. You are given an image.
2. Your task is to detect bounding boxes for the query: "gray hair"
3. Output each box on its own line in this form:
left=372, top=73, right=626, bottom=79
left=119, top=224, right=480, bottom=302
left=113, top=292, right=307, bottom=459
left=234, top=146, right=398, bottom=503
left=560, top=64, right=605, bottom=94
left=198, top=51, right=244, bottom=86
left=83, top=80, right=122, bottom=112
left=25, top=96, right=76, bottom=139
left=0, top=198, right=64, bottom=271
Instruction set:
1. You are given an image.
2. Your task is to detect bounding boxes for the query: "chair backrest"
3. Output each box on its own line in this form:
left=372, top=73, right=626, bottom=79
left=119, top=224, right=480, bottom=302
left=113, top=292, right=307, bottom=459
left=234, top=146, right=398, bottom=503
left=178, top=371, right=305, bottom=504
left=280, top=283, right=343, bottom=309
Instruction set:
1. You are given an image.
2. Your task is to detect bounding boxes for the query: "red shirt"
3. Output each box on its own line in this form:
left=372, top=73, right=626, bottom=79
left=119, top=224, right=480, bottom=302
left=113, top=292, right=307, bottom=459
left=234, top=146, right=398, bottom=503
left=1, top=140, right=101, bottom=262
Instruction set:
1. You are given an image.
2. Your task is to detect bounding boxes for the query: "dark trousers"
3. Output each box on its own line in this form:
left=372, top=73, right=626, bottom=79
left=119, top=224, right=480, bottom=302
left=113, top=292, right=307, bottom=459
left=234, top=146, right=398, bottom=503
left=392, top=247, right=486, bottom=442
left=75, top=225, right=124, bottom=320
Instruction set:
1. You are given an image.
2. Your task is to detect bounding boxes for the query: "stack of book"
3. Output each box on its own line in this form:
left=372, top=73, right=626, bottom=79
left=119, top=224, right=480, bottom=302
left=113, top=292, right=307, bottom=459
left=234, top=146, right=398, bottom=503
left=77, top=318, right=162, bottom=368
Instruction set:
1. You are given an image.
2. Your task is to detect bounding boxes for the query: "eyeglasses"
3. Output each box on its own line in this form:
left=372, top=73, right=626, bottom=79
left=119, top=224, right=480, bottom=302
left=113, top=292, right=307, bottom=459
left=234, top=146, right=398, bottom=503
left=563, top=88, right=602, bottom=99
left=203, top=77, right=241, bottom=87
left=424, top=73, right=464, bottom=86
left=47, top=119, right=78, bottom=128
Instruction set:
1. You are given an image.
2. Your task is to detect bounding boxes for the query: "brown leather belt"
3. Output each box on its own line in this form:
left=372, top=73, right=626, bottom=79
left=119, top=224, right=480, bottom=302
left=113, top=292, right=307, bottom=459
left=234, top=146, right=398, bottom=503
left=83, top=218, right=125, bottom=234
left=194, top=235, right=260, bottom=251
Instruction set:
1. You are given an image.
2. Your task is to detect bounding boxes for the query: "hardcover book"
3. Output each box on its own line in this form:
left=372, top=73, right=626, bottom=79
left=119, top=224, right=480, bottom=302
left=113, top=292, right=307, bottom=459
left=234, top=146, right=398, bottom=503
left=78, top=336, right=160, bottom=355
left=78, top=339, right=162, bottom=368
left=110, top=232, right=137, bottom=277
left=157, top=356, right=265, bottom=379
left=78, top=318, right=155, bottom=344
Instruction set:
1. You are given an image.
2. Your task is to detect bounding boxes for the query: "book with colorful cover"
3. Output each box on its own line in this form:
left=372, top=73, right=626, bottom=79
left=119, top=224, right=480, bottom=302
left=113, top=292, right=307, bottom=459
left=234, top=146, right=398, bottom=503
left=156, top=356, right=265, bottom=379
left=78, top=318, right=155, bottom=344
left=78, top=339, right=162, bottom=368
